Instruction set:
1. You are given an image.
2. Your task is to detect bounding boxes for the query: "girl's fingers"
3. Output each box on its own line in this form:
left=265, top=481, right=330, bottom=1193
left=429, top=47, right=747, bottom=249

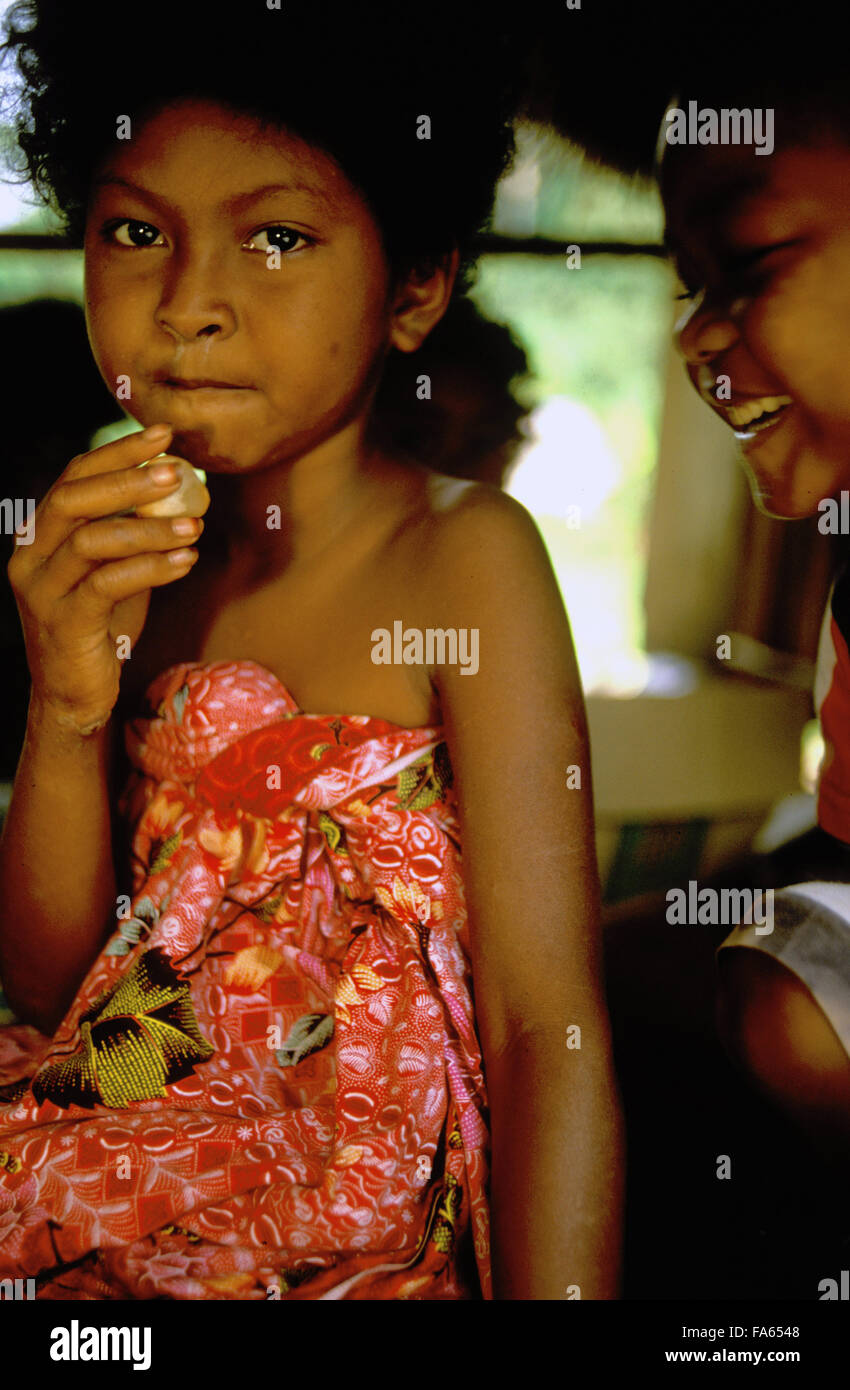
left=69, top=548, right=200, bottom=624
left=11, top=426, right=179, bottom=570
left=35, top=515, right=203, bottom=603
left=64, top=425, right=174, bottom=482
left=23, top=461, right=185, bottom=566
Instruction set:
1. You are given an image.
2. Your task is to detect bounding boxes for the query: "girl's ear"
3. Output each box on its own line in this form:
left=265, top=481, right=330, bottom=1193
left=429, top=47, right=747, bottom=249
left=389, top=248, right=460, bottom=353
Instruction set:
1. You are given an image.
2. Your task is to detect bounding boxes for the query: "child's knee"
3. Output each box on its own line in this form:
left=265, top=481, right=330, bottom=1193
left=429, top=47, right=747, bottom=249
left=716, top=949, right=850, bottom=1108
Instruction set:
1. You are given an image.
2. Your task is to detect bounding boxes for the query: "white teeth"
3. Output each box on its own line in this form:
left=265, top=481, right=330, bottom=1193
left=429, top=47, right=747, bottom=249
left=725, top=395, right=793, bottom=428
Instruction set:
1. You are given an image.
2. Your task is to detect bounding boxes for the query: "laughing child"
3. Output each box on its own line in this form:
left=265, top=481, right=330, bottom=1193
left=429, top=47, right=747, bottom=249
left=0, top=0, right=623, bottom=1299
left=660, top=63, right=850, bottom=1157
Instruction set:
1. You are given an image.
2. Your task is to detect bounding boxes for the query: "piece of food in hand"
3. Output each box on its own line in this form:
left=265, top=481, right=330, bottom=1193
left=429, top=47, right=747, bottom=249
left=135, top=455, right=211, bottom=519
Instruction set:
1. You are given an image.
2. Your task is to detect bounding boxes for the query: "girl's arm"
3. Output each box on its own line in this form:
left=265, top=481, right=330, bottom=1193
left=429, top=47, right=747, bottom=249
left=429, top=488, right=625, bottom=1300
left=0, top=426, right=194, bottom=1034
left=0, top=708, right=119, bottom=1034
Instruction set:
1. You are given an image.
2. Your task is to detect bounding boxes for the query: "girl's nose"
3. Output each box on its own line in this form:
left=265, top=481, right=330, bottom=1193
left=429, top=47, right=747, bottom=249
left=675, top=288, right=740, bottom=366
left=155, top=255, right=237, bottom=342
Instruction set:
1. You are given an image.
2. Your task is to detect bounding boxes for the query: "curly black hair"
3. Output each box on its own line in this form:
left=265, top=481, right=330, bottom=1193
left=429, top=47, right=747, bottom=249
left=368, top=294, right=531, bottom=484
left=0, top=0, right=519, bottom=294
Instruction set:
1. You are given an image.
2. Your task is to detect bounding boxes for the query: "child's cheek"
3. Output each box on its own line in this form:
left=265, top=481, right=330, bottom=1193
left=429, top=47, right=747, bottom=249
left=779, top=250, right=850, bottom=421
left=82, top=296, right=113, bottom=381
left=738, top=268, right=846, bottom=425
left=84, top=317, right=121, bottom=399
left=84, top=303, right=136, bottom=411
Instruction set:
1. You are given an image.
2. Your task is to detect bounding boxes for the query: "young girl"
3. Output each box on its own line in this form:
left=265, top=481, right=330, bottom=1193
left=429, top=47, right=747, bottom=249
left=0, top=0, right=623, bottom=1299
left=660, top=64, right=850, bottom=1158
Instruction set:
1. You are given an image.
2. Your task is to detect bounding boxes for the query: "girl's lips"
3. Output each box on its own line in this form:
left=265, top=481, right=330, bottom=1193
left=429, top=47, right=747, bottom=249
left=161, top=380, right=253, bottom=390
left=733, top=401, right=793, bottom=445
left=724, top=394, right=793, bottom=430
left=694, top=371, right=795, bottom=438
left=704, top=394, right=794, bottom=444
left=153, top=380, right=257, bottom=406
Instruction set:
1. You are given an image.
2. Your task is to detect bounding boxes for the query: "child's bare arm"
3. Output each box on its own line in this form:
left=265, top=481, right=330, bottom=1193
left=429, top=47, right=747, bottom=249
left=0, top=426, right=199, bottom=1033
left=0, top=706, right=119, bottom=1034
left=430, top=489, right=625, bottom=1299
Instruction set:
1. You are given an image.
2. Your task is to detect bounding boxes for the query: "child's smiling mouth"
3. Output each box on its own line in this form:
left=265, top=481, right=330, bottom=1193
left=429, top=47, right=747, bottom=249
left=713, top=393, right=794, bottom=441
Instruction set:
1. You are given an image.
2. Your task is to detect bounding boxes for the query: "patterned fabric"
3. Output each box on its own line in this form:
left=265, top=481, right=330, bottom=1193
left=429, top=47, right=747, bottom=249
left=0, top=660, right=491, bottom=1300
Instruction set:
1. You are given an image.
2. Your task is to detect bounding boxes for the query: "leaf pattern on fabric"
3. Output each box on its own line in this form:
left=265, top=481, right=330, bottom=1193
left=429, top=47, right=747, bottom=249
left=275, top=1013, right=334, bottom=1068
left=105, top=895, right=161, bottom=957
left=395, top=742, right=453, bottom=811
left=317, top=812, right=348, bottom=856
left=256, top=895, right=283, bottom=923
left=134, top=896, right=160, bottom=926
left=104, top=928, right=134, bottom=958
left=224, top=946, right=283, bottom=991
left=149, top=829, right=183, bottom=875
left=333, top=965, right=385, bottom=1025
left=431, top=1173, right=462, bottom=1254
left=30, top=949, right=214, bottom=1111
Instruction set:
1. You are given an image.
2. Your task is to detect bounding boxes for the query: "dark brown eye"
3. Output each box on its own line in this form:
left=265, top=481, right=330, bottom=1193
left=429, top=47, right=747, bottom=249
left=109, top=220, right=164, bottom=248
left=244, top=226, right=312, bottom=254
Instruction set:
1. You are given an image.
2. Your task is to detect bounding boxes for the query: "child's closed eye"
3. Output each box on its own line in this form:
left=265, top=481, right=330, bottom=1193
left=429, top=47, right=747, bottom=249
left=722, top=240, right=800, bottom=277
left=671, top=241, right=800, bottom=304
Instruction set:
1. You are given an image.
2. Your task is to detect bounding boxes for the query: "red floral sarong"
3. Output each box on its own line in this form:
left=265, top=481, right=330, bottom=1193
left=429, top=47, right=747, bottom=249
left=0, top=660, right=491, bottom=1299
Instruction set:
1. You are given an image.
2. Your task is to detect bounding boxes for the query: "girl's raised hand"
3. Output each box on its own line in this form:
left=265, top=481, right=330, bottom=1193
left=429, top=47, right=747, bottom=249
left=7, top=424, right=204, bottom=736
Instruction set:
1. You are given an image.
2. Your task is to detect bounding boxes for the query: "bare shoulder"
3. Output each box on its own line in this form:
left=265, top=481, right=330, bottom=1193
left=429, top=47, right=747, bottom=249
left=388, top=468, right=582, bottom=713
left=398, top=471, right=551, bottom=603
left=411, top=470, right=539, bottom=534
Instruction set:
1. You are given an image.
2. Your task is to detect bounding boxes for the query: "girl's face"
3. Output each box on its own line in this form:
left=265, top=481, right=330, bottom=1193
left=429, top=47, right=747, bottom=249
left=663, top=137, right=850, bottom=518
left=84, top=100, right=398, bottom=473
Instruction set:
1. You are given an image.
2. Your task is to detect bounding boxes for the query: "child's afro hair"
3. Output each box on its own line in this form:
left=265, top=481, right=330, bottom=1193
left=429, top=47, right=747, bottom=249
left=0, top=0, right=520, bottom=293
